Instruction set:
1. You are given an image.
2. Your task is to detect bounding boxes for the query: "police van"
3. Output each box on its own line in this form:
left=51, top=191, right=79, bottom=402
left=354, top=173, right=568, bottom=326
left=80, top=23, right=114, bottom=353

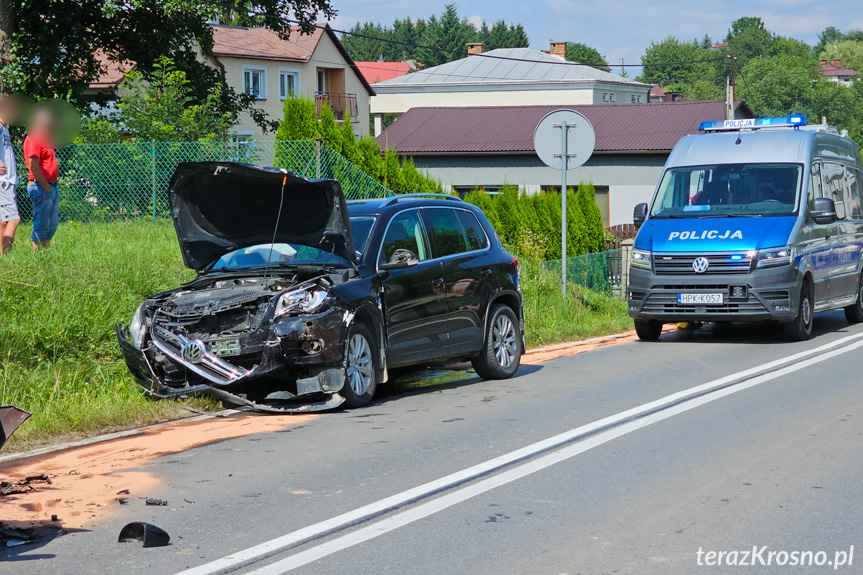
left=627, top=115, right=863, bottom=341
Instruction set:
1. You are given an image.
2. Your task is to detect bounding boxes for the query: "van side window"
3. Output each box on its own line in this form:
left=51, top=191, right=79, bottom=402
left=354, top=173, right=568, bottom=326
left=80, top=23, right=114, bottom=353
left=808, top=164, right=823, bottom=211
left=822, top=163, right=847, bottom=219
left=845, top=168, right=862, bottom=218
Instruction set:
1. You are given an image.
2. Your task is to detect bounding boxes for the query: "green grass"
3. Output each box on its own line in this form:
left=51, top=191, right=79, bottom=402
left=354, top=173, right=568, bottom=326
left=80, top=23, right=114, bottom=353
left=0, top=221, right=631, bottom=450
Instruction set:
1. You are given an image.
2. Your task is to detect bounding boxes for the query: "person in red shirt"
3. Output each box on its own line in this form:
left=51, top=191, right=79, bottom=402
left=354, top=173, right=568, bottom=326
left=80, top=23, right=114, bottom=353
left=24, top=107, right=60, bottom=251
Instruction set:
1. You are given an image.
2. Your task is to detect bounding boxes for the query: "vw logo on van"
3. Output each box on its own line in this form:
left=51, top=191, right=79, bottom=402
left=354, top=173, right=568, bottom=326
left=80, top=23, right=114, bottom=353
left=181, top=340, right=207, bottom=363
left=692, top=257, right=710, bottom=274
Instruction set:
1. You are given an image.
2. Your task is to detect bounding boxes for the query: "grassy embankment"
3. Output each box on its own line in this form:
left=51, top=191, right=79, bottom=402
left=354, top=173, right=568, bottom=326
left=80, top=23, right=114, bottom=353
left=0, top=221, right=630, bottom=450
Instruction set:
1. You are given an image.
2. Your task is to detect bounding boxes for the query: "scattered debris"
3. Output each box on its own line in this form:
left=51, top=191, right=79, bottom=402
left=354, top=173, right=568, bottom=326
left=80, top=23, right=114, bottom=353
left=0, top=481, right=34, bottom=497
left=51, top=515, right=59, bottom=522
left=22, top=474, right=52, bottom=485
left=118, top=498, right=129, bottom=505
left=145, top=498, right=168, bottom=506
left=183, top=407, right=209, bottom=416
left=117, top=489, right=130, bottom=495
left=68, top=470, right=80, bottom=476
left=183, top=499, right=194, bottom=504
left=118, top=522, right=171, bottom=548
left=0, top=406, right=31, bottom=450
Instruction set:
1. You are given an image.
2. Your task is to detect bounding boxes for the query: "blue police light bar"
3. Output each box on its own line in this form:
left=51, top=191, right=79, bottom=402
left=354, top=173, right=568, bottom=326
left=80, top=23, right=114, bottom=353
left=698, top=115, right=807, bottom=132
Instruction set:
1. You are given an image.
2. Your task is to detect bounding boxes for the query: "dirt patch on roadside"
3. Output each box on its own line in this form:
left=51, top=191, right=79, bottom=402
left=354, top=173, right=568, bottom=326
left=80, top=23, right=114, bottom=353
left=523, top=326, right=675, bottom=364
left=0, top=413, right=314, bottom=529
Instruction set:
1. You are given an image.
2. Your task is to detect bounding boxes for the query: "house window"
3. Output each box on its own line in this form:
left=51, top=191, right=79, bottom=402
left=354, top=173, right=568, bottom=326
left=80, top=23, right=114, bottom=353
left=602, top=92, right=608, bottom=102
left=244, top=68, right=266, bottom=100
left=608, top=93, right=616, bottom=102
left=279, top=69, right=300, bottom=99
left=317, top=70, right=326, bottom=94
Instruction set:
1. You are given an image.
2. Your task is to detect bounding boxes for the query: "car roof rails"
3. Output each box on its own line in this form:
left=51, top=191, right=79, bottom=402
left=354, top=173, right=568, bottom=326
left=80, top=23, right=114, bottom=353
left=383, top=193, right=463, bottom=207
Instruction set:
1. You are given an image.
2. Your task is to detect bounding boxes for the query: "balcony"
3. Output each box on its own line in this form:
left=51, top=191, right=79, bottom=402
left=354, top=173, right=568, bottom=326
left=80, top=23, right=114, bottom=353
left=315, top=92, right=359, bottom=123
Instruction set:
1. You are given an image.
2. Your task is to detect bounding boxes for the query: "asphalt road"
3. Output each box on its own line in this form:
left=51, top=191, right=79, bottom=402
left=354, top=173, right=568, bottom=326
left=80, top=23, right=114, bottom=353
left=6, top=312, right=863, bottom=574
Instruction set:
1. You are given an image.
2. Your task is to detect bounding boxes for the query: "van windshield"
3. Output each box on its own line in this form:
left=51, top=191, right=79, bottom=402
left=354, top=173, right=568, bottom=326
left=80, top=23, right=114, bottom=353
left=651, top=163, right=802, bottom=218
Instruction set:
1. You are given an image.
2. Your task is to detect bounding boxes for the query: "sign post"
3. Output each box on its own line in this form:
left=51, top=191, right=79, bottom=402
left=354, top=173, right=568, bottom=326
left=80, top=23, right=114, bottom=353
left=533, top=110, right=596, bottom=295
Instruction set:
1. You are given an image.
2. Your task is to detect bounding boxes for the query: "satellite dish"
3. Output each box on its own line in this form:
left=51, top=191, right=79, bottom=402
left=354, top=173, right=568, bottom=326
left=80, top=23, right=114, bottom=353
left=533, top=109, right=596, bottom=170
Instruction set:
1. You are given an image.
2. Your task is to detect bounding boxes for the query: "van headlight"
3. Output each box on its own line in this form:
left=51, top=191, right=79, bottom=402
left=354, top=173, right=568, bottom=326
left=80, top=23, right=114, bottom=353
left=275, top=285, right=330, bottom=317
left=631, top=248, right=652, bottom=270
left=756, top=246, right=793, bottom=268
left=128, top=304, right=146, bottom=348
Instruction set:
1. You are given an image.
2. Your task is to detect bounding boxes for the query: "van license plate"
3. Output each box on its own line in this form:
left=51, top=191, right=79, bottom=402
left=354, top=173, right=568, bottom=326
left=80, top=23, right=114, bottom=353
left=678, top=293, right=723, bottom=304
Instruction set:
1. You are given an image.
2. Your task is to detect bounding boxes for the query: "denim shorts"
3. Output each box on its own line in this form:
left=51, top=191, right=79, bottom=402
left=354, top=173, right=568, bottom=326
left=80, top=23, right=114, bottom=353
left=28, top=183, right=59, bottom=242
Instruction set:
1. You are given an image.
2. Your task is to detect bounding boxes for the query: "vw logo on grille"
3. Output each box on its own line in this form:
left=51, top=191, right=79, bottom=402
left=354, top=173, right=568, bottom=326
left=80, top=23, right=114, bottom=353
left=181, top=340, right=207, bottom=363
left=692, top=257, right=710, bottom=274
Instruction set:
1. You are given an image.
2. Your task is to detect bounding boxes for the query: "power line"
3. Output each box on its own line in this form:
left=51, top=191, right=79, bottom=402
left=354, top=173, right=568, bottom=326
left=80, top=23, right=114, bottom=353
left=197, top=0, right=727, bottom=70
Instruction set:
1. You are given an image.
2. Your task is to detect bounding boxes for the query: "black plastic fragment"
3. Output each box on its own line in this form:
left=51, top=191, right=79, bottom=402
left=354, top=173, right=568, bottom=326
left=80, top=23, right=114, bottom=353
left=145, top=498, right=168, bottom=506
left=118, top=522, right=171, bottom=548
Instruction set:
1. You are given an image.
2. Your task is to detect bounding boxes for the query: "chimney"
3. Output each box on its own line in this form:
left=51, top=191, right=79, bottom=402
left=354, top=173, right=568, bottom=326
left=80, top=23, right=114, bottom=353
left=467, top=42, right=485, bottom=56
left=549, top=41, right=567, bottom=58
left=831, top=58, right=842, bottom=68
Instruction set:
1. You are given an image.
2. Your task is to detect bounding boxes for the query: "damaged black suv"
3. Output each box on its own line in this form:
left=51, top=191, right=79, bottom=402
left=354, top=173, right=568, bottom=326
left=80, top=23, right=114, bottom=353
left=117, top=162, right=524, bottom=412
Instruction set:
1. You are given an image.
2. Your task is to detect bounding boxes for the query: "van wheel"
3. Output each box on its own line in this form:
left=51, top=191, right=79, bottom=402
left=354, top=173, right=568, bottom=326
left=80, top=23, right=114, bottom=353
left=472, top=305, right=521, bottom=380
left=634, top=319, right=663, bottom=341
left=844, top=274, right=863, bottom=323
left=785, top=281, right=814, bottom=341
left=340, top=323, right=378, bottom=408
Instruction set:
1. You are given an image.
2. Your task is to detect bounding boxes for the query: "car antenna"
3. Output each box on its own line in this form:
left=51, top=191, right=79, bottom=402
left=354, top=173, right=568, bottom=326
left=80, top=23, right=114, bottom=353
left=262, top=174, right=288, bottom=284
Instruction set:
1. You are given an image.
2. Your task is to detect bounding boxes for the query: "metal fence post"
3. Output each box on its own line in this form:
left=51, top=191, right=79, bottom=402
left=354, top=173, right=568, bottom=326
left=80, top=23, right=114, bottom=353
left=150, top=141, right=157, bottom=222
left=315, top=138, right=322, bottom=179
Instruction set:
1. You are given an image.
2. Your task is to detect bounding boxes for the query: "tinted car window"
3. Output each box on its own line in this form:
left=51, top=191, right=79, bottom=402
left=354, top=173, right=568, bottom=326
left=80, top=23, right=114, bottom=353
left=457, top=210, right=488, bottom=252
left=380, top=210, right=430, bottom=265
left=349, top=216, right=375, bottom=256
left=423, top=208, right=467, bottom=258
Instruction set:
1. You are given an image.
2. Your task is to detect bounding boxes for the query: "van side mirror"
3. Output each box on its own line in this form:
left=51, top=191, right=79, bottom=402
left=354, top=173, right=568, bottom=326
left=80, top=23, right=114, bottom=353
left=633, top=203, right=648, bottom=228
left=811, top=197, right=837, bottom=225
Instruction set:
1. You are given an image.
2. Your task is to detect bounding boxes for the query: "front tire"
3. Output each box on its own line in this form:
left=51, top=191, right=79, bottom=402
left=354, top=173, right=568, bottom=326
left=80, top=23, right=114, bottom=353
left=634, top=319, right=663, bottom=341
left=844, top=273, right=863, bottom=323
left=340, top=323, right=378, bottom=408
left=785, top=281, right=814, bottom=341
left=472, top=305, right=521, bottom=379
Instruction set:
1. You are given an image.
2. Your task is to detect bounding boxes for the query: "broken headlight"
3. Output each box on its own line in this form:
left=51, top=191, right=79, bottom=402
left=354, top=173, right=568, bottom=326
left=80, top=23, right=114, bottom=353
left=274, top=285, right=329, bottom=318
left=128, top=304, right=146, bottom=348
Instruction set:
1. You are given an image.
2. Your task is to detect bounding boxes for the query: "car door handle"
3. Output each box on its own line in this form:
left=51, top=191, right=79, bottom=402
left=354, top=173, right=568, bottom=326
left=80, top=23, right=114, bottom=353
left=432, top=278, right=445, bottom=293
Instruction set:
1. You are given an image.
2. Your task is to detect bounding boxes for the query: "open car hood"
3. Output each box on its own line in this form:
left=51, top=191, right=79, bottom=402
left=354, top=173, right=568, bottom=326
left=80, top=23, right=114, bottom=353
left=169, top=162, right=355, bottom=271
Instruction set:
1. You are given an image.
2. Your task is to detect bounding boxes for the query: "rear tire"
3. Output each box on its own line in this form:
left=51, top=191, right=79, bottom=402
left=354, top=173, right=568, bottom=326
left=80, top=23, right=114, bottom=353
left=340, top=323, right=378, bottom=408
left=472, top=305, right=521, bottom=380
left=844, top=274, right=863, bottom=324
left=634, top=319, right=662, bottom=341
left=785, top=281, right=814, bottom=341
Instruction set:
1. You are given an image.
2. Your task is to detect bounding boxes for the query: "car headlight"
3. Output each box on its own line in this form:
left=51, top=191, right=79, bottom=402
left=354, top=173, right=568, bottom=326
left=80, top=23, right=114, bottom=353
left=128, top=304, right=146, bottom=348
left=631, top=248, right=652, bottom=270
left=757, top=246, right=793, bottom=268
left=275, top=285, right=330, bottom=317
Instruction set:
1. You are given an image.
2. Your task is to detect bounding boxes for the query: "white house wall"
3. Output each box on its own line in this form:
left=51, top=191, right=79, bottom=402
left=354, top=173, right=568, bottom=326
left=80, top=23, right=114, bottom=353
left=371, top=87, right=595, bottom=115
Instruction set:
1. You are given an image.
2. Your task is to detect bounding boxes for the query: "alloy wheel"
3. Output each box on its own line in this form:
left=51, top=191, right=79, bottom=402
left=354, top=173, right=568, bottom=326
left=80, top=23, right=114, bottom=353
left=346, top=333, right=373, bottom=396
left=492, top=314, right=518, bottom=369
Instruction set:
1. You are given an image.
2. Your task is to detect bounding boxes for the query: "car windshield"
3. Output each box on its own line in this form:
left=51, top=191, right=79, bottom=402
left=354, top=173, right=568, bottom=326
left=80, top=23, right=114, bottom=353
left=651, top=163, right=803, bottom=218
left=349, top=216, right=375, bottom=256
left=210, top=243, right=350, bottom=271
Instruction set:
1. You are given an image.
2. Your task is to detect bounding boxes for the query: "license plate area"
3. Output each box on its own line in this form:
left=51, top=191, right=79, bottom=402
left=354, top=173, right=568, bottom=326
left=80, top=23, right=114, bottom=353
left=677, top=293, right=724, bottom=305
left=209, top=339, right=241, bottom=356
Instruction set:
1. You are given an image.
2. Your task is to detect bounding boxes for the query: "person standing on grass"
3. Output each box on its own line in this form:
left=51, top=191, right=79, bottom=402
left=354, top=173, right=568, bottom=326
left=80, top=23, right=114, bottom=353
left=0, top=95, right=21, bottom=256
left=24, top=107, right=60, bottom=251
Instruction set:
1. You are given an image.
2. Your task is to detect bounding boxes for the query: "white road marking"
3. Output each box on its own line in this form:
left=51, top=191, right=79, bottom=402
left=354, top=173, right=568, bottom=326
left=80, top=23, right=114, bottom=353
left=175, top=331, right=863, bottom=575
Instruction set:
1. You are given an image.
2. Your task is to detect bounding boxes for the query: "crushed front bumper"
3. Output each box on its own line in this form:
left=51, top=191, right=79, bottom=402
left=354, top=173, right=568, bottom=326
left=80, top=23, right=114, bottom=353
left=627, top=264, right=800, bottom=323
left=116, top=307, right=351, bottom=413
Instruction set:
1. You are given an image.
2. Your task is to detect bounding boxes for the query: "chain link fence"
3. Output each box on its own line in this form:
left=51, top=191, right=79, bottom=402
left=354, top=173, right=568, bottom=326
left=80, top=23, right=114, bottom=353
left=11, top=140, right=392, bottom=222
left=543, top=247, right=628, bottom=299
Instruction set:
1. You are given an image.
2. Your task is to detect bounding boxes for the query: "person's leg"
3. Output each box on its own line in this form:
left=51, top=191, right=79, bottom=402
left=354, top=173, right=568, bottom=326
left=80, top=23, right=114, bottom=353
left=2, top=218, right=19, bottom=254
left=43, top=184, right=60, bottom=246
left=28, top=183, right=45, bottom=251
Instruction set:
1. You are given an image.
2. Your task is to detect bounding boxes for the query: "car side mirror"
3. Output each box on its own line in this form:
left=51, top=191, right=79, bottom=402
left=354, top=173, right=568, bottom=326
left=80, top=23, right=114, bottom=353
left=379, top=249, right=419, bottom=271
left=633, top=203, right=648, bottom=228
left=811, top=197, right=837, bottom=225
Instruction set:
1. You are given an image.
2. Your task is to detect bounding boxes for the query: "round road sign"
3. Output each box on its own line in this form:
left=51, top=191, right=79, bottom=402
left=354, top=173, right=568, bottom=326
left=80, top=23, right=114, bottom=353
left=533, top=109, right=596, bottom=171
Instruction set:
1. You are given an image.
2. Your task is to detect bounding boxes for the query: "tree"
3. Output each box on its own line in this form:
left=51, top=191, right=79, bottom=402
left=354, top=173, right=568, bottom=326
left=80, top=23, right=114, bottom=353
left=480, top=20, right=529, bottom=51
left=565, top=43, right=608, bottom=70
left=275, top=95, right=319, bottom=141
left=813, top=26, right=846, bottom=57
left=637, top=36, right=713, bottom=88
left=819, top=40, right=863, bottom=72
left=417, top=5, right=478, bottom=67
left=0, top=0, right=334, bottom=129
left=340, top=22, right=390, bottom=62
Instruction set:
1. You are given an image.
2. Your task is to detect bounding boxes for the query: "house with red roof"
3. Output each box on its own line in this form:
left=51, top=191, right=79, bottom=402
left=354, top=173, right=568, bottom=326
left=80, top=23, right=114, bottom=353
left=819, top=59, right=859, bottom=85
left=354, top=61, right=414, bottom=85
left=377, top=99, right=754, bottom=226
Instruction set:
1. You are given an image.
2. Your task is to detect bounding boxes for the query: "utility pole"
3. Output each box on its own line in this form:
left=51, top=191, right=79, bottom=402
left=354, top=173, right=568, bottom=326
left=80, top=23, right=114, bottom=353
left=725, top=53, right=736, bottom=120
